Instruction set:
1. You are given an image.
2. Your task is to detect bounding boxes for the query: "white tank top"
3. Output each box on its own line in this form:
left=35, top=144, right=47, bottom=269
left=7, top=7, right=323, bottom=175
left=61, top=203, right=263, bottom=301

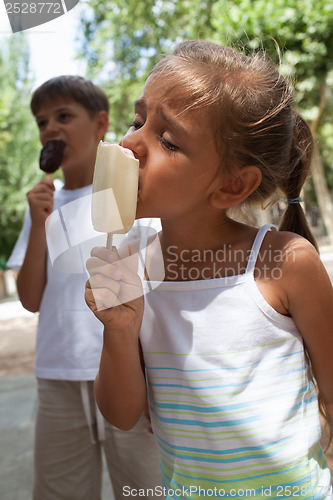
left=140, top=225, right=332, bottom=499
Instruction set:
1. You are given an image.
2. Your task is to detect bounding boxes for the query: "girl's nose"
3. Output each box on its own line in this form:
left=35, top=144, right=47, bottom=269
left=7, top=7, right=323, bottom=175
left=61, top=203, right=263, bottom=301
left=121, top=129, right=146, bottom=160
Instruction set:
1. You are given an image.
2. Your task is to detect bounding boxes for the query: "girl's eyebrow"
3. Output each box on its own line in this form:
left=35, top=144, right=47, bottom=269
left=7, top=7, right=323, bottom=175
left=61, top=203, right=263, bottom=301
left=134, top=98, right=189, bottom=137
left=159, top=107, right=189, bottom=137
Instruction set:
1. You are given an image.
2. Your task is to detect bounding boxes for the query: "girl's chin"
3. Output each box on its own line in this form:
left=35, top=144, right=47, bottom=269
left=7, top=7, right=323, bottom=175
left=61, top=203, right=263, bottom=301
left=136, top=199, right=162, bottom=220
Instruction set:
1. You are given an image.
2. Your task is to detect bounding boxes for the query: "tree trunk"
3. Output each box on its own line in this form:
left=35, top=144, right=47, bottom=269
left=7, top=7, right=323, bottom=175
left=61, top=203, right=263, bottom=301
left=309, top=81, right=333, bottom=247
left=311, top=140, right=333, bottom=246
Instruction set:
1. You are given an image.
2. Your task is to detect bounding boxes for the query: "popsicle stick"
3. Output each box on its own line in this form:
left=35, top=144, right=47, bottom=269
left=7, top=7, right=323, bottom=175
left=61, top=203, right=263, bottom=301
left=106, top=233, right=113, bottom=249
left=44, top=173, right=54, bottom=186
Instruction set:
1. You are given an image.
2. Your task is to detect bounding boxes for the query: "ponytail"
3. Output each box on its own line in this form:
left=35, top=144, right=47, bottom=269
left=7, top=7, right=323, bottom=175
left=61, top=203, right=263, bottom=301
left=280, top=113, right=330, bottom=443
left=278, top=112, right=319, bottom=252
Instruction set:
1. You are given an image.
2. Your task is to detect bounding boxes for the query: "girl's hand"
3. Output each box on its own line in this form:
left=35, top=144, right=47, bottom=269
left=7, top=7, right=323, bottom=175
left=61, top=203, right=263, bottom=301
left=85, top=246, right=144, bottom=333
left=27, top=177, right=55, bottom=228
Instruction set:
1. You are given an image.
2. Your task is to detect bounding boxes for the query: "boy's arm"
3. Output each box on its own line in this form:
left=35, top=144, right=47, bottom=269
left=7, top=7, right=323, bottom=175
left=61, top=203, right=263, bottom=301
left=86, top=245, right=147, bottom=429
left=16, top=177, right=55, bottom=312
left=281, top=237, right=333, bottom=430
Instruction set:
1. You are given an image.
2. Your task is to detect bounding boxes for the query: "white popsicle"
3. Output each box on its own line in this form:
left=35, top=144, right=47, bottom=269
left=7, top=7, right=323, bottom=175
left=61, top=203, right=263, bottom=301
left=91, top=141, right=139, bottom=248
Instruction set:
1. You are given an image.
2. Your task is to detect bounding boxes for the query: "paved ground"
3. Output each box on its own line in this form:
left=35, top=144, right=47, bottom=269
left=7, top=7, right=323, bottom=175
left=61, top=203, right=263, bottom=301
left=0, top=247, right=333, bottom=498
left=0, top=300, right=114, bottom=499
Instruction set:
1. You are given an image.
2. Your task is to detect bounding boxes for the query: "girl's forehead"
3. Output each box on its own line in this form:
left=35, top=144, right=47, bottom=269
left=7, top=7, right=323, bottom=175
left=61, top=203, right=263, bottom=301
left=145, top=71, right=186, bottom=96
left=140, top=75, right=216, bottom=148
left=142, top=73, right=199, bottom=114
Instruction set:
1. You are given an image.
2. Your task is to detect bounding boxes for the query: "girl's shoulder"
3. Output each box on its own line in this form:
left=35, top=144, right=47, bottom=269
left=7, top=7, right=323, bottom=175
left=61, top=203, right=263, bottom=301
left=254, top=229, right=324, bottom=316
left=261, top=229, right=320, bottom=269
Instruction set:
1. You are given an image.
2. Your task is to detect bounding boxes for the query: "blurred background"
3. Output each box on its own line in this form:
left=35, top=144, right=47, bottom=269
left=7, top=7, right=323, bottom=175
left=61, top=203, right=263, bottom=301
left=0, top=0, right=333, bottom=288
left=0, top=1, right=332, bottom=497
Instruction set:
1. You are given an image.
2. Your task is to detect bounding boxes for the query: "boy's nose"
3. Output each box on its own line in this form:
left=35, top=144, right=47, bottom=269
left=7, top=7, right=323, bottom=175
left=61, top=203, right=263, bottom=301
left=43, top=120, right=61, bottom=141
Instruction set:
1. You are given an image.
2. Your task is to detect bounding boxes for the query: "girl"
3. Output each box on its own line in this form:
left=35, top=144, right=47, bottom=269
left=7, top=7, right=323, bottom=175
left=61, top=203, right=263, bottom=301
left=85, top=40, right=333, bottom=498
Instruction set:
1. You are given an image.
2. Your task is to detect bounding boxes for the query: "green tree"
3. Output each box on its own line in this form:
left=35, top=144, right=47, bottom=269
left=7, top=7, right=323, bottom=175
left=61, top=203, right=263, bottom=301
left=0, top=34, right=40, bottom=266
left=79, top=0, right=333, bottom=241
left=79, top=0, right=211, bottom=136
left=212, top=0, right=333, bottom=243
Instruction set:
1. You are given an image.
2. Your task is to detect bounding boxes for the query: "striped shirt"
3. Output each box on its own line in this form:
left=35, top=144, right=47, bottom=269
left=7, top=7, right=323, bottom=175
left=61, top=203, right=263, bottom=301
left=140, top=225, right=332, bottom=499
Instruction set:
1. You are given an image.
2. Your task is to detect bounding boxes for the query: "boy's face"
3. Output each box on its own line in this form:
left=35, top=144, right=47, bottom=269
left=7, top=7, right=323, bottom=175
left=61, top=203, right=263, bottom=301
left=35, top=99, right=106, bottom=175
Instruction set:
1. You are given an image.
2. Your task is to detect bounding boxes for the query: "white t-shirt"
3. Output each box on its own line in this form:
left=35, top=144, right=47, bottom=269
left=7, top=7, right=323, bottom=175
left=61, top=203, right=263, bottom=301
left=7, top=184, right=161, bottom=380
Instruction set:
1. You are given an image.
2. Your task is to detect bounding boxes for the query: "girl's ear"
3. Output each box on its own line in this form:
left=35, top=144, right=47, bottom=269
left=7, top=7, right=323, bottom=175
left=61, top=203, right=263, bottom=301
left=95, top=110, right=109, bottom=139
left=210, top=166, right=262, bottom=209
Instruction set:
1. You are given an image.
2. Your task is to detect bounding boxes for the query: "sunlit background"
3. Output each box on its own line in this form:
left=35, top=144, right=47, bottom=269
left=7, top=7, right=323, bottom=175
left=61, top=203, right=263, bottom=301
left=0, top=1, right=85, bottom=87
left=0, top=4, right=332, bottom=498
left=1, top=0, right=333, bottom=268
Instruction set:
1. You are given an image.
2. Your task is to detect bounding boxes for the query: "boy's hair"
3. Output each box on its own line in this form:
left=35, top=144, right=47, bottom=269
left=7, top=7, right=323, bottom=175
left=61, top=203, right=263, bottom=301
left=150, top=40, right=317, bottom=250
left=30, top=75, right=109, bottom=117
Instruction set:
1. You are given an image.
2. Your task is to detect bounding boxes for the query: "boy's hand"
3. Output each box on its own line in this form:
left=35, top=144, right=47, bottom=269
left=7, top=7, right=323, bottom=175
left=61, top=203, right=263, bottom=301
left=27, top=177, right=55, bottom=228
left=85, top=246, right=144, bottom=333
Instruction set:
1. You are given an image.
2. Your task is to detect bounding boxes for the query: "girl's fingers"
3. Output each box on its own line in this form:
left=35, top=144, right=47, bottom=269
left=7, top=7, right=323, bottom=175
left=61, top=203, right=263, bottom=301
left=86, top=257, right=122, bottom=281
left=88, top=273, right=121, bottom=296
left=85, top=284, right=120, bottom=312
left=86, top=246, right=144, bottom=311
left=87, top=246, right=138, bottom=283
left=86, top=259, right=122, bottom=311
left=90, top=245, right=120, bottom=263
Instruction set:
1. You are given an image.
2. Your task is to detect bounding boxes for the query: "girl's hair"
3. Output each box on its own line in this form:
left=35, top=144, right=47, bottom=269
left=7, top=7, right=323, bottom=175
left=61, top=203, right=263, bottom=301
left=150, top=40, right=317, bottom=250
left=30, top=75, right=109, bottom=118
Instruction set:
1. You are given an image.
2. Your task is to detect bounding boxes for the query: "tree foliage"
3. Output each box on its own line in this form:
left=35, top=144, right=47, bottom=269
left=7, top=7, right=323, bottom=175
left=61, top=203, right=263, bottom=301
left=79, top=0, right=333, bottom=154
left=79, top=0, right=215, bottom=136
left=212, top=0, right=333, bottom=184
left=0, top=34, right=40, bottom=266
left=79, top=0, right=333, bottom=238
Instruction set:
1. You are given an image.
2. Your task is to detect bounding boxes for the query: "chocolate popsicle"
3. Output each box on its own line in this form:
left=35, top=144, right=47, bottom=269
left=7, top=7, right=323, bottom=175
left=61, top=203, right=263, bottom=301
left=39, top=139, right=65, bottom=173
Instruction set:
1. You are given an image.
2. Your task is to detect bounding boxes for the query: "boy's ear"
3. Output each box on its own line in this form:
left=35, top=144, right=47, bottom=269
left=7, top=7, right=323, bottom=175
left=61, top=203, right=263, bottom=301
left=95, top=110, right=109, bottom=139
left=210, top=166, right=262, bottom=209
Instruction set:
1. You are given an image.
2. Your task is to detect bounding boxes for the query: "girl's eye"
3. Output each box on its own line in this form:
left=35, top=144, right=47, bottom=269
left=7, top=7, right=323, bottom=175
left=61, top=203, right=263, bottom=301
left=128, top=120, right=178, bottom=152
left=129, top=121, right=143, bottom=131
left=161, top=136, right=178, bottom=152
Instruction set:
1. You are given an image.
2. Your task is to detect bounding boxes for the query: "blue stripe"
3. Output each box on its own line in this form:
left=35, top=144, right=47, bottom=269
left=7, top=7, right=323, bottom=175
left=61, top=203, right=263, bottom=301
left=159, top=452, right=327, bottom=497
left=160, top=455, right=308, bottom=484
left=290, top=395, right=318, bottom=412
left=146, top=351, right=304, bottom=373
left=151, top=367, right=307, bottom=391
left=152, top=381, right=250, bottom=390
left=153, top=412, right=257, bottom=428
left=156, top=433, right=291, bottom=456
left=151, top=375, right=311, bottom=393
left=154, top=401, right=252, bottom=413
left=153, top=384, right=315, bottom=414
left=158, top=443, right=281, bottom=464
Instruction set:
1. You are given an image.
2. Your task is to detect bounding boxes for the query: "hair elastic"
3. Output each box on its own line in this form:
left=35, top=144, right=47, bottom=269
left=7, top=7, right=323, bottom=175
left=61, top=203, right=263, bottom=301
left=285, top=196, right=303, bottom=204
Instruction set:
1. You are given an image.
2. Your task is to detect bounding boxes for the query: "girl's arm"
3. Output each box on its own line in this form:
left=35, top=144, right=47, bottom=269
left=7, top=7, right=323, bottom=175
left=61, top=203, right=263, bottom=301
left=16, top=177, right=55, bottom=312
left=85, top=246, right=147, bottom=429
left=281, top=237, right=333, bottom=429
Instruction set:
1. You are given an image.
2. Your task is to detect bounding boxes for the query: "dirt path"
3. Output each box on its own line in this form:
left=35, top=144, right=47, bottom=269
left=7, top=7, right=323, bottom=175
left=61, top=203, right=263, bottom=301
left=0, top=300, right=37, bottom=377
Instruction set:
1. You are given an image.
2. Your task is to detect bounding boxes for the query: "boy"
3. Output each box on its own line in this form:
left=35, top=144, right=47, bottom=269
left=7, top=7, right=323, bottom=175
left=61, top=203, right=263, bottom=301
left=7, top=75, right=161, bottom=500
